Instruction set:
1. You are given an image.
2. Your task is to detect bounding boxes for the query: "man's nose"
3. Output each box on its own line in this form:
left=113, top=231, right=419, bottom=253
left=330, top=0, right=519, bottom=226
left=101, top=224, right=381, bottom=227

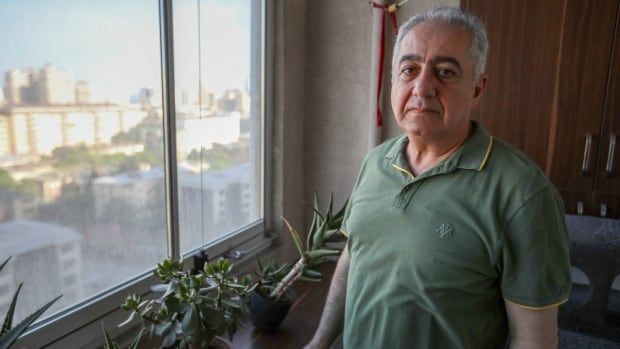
left=412, top=68, right=436, bottom=97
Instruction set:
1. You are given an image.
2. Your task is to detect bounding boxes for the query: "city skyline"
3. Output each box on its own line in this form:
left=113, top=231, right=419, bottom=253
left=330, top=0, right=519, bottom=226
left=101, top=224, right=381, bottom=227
left=0, top=0, right=253, bottom=104
left=0, top=64, right=251, bottom=108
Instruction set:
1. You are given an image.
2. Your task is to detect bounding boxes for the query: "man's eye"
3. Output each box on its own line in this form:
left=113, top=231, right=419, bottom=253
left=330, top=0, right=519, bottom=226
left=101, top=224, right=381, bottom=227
left=437, top=68, right=455, bottom=79
left=400, top=67, right=415, bottom=80
left=400, top=67, right=416, bottom=76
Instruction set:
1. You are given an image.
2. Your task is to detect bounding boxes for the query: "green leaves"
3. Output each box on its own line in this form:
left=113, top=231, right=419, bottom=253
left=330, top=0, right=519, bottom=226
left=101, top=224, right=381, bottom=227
left=0, top=295, right=61, bottom=349
left=0, top=256, right=61, bottom=349
left=306, top=249, right=340, bottom=259
left=102, top=324, right=143, bottom=349
left=154, top=259, right=183, bottom=283
left=118, top=257, right=254, bottom=348
left=270, top=193, right=348, bottom=300
left=282, top=216, right=304, bottom=258
left=102, top=324, right=119, bottom=349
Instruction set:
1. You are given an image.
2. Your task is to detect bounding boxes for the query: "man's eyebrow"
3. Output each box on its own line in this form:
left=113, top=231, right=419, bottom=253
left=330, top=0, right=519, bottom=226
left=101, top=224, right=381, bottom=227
left=398, top=54, right=421, bottom=65
left=431, top=56, right=463, bottom=72
left=398, top=54, right=463, bottom=72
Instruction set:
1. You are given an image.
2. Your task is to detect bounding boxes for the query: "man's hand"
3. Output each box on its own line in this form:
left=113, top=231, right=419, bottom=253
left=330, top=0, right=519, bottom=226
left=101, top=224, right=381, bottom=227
left=505, top=300, right=560, bottom=349
left=304, top=244, right=351, bottom=349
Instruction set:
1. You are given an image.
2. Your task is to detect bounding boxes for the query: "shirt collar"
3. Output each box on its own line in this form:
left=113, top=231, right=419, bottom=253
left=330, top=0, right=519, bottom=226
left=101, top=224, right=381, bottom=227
left=385, top=120, right=494, bottom=174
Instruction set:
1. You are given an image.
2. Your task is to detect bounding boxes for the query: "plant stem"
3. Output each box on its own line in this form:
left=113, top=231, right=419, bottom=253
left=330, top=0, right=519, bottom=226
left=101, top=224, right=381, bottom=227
left=217, top=274, right=224, bottom=310
left=270, top=256, right=306, bottom=300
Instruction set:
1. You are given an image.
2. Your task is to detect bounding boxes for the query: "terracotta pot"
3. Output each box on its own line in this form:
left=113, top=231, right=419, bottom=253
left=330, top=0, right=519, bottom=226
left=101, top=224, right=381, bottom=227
left=249, top=288, right=296, bottom=331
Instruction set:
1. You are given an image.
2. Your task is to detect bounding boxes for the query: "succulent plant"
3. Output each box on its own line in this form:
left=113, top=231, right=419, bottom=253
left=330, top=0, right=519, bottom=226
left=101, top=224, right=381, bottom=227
left=119, top=257, right=255, bottom=349
left=269, top=193, right=348, bottom=301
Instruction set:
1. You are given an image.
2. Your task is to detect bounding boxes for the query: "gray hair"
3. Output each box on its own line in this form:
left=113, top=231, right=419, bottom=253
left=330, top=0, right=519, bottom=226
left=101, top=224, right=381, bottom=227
left=392, top=7, right=489, bottom=82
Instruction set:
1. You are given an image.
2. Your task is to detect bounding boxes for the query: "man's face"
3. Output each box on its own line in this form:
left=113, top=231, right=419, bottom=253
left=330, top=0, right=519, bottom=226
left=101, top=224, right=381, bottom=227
left=390, top=22, right=486, bottom=141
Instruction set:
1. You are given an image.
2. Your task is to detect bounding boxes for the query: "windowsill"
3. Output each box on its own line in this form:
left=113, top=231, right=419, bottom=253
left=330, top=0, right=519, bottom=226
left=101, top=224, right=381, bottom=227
left=13, top=224, right=275, bottom=349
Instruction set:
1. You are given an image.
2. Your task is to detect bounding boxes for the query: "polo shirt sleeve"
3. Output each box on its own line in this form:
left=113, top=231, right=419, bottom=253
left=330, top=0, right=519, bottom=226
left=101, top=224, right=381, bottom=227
left=499, top=185, right=571, bottom=308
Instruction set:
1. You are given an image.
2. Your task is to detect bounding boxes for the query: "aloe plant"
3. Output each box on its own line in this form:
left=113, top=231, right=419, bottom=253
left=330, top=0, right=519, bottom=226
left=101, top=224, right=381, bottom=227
left=0, top=256, right=61, bottom=349
left=253, top=258, right=292, bottom=300
left=119, top=258, right=255, bottom=349
left=102, top=324, right=143, bottom=349
left=269, top=193, right=348, bottom=301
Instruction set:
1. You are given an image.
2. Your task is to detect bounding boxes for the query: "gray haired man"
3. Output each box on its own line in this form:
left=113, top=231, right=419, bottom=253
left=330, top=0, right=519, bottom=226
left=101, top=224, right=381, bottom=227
left=305, top=6, right=570, bottom=349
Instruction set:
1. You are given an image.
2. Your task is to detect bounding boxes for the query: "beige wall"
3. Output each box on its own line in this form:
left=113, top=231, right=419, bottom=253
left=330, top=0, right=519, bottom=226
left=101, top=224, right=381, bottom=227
left=270, top=0, right=458, bottom=262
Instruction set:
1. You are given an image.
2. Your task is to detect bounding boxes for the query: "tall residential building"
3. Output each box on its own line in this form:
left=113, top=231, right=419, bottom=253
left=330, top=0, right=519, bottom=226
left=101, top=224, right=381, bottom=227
left=217, top=89, right=250, bottom=115
left=199, top=87, right=216, bottom=110
left=178, top=163, right=253, bottom=242
left=4, top=65, right=78, bottom=105
left=75, top=81, right=91, bottom=104
left=0, top=220, right=82, bottom=322
left=38, top=65, right=76, bottom=104
left=0, top=115, right=10, bottom=156
left=92, top=167, right=164, bottom=220
left=177, top=112, right=240, bottom=153
left=4, top=70, right=30, bottom=105
left=91, top=163, right=253, bottom=245
left=0, top=105, right=147, bottom=156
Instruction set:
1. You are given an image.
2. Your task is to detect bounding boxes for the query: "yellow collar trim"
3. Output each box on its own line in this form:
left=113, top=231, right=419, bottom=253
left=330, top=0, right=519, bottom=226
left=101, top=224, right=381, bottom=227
left=391, top=163, right=414, bottom=179
left=477, top=136, right=494, bottom=171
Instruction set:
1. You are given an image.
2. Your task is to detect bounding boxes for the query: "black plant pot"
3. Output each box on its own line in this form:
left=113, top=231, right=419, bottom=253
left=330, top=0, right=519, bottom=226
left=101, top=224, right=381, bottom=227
left=250, top=288, right=296, bottom=331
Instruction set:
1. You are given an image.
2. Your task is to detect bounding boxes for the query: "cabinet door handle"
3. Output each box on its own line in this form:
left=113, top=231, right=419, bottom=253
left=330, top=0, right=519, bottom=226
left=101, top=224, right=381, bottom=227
left=600, top=203, right=607, bottom=217
left=577, top=201, right=584, bottom=215
left=605, top=133, right=616, bottom=176
left=581, top=133, right=593, bottom=176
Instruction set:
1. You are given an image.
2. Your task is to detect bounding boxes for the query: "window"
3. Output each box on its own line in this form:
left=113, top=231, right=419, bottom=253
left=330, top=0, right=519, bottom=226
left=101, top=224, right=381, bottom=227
left=172, top=0, right=264, bottom=253
left=0, top=0, right=266, bottom=346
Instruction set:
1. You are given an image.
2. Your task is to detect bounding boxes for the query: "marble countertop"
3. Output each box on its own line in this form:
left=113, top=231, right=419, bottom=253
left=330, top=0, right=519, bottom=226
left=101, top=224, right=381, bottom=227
left=566, top=215, right=620, bottom=248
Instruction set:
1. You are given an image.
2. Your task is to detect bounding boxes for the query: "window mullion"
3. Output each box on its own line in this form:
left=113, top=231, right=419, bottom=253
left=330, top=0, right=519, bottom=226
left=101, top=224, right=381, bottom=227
left=159, top=0, right=180, bottom=260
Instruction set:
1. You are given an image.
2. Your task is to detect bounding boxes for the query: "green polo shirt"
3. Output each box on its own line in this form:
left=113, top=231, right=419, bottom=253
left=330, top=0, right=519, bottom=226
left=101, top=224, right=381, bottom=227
left=341, top=121, right=571, bottom=349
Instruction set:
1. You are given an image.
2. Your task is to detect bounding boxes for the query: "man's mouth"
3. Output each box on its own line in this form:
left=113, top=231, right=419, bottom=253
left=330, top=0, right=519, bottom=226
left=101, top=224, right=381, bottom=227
left=408, top=107, right=439, bottom=114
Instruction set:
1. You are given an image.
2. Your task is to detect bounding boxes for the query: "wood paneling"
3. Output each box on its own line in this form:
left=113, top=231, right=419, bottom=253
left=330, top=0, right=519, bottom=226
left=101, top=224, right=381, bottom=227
left=548, top=0, right=618, bottom=191
left=464, top=0, right=620, bottom=218
left=596, top=8, right=620, bottom=194
left=463, top=0, right=564, bottom=170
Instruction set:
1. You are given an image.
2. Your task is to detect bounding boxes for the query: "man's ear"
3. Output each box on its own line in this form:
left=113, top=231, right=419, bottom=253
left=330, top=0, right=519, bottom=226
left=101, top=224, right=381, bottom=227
left=473, top=75, right=487, bottom=99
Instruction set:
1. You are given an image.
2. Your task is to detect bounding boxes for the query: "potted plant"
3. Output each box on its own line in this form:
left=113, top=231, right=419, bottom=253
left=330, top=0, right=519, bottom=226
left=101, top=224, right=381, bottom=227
left=119, top=257, right=255, bottom=349
left=0, top=257, right=61, bottom=349
left=102, top=325, right=143, bottom=349
left=250, top=193, right=347, bottom=331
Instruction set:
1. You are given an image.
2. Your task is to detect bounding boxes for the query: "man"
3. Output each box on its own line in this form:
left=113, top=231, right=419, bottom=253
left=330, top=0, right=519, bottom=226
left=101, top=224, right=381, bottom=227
left=305, top=7, right=571, bottom=349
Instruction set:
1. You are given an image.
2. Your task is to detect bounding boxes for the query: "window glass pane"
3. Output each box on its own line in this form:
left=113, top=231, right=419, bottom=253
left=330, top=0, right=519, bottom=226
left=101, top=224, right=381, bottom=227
left=174, top=0, right=262, bottom=253
left=0, top=1, right=166, bottom=324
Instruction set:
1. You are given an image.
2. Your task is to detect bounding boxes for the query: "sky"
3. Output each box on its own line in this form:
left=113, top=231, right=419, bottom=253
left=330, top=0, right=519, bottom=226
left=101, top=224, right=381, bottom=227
left=0, top=0, right=253, bottom=104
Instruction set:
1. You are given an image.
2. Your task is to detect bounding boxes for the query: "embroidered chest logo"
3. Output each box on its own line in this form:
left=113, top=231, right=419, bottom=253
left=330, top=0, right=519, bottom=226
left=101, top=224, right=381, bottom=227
left=436, top=223, right=455, bottom=239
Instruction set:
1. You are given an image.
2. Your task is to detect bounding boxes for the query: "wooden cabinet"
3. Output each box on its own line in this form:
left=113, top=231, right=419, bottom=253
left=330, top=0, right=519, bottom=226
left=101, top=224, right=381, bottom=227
left=593, top=17, right=620, bottom=218
left=462, top=0, right=620, bottom=218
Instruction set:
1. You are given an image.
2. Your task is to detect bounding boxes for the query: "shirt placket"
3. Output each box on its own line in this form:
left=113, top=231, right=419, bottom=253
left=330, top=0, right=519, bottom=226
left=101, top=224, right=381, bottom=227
left=392, top=157, right=458, bottom=211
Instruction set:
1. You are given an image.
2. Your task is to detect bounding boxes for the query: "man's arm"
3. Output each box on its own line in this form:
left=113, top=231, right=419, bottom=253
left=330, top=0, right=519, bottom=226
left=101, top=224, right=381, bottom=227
left=505, top=301, right=560, bottom=349
left=304, top=244, right=350, bottom=349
